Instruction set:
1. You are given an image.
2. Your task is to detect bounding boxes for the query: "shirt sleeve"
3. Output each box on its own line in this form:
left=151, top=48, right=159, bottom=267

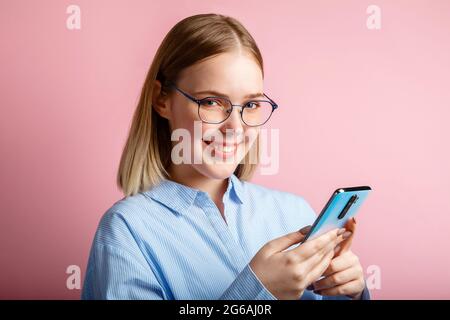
left=320, top=284, right=371, bottom=300
left=219, top=263, right=371, bottom=300
left=219, top=264, right=277, bottom=300
left=81, top=243, right=166, bottom=299
left=359, top=285, right=371, bottom=300
left=81, top=211, right=167, bottom=300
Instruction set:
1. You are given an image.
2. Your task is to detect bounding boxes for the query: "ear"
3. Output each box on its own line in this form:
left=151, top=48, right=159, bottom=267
left=152, top=80, right=172, bottom=120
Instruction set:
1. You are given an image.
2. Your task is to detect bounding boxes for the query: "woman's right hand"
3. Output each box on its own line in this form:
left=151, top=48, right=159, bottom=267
left=249, top=227, right=352, bottom=300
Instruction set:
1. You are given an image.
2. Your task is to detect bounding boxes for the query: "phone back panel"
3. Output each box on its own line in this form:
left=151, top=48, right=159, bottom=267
left=307, top=187, right=371, bottom=241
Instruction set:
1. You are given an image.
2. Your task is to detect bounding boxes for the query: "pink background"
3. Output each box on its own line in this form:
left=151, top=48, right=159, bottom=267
left=1, top=0, right=449, bottom=299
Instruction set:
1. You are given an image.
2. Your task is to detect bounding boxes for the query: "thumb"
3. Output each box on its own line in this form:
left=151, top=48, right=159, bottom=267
left=265, top=225, right=311, bottom=254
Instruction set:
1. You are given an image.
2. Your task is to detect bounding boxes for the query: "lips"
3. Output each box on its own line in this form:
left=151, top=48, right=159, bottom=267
left=214, top=143, right=237, bottom=153
left=202, top=138, right=242, bottom=156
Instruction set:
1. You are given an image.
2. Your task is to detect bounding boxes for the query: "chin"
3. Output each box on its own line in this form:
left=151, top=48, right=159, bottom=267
left=192, top=162, right=239, bottom=180
left=192, top=139, right=247, bottom=180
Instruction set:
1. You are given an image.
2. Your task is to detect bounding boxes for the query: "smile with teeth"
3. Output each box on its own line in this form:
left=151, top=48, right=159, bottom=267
left=203, top=139, right=240, bottom=155
left=215, top=144, right=236, bottom=153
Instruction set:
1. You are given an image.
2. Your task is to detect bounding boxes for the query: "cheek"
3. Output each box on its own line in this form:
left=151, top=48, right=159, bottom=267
left=244, top=128, right=259, bottom=147
left=200, top=124, right=216, bottom=139
left=170, top=100, right=198, bottom=131
left=168, top=103, right=202, bottom=157
left=197, top=124, right=215, bottom=152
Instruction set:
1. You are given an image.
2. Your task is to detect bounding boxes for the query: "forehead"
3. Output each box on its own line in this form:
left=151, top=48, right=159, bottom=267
left=177, top=52, right=264, bottom=98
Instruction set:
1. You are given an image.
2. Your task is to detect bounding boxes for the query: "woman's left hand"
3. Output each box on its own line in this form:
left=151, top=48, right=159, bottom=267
left=311, top=218, right=366, bottom=299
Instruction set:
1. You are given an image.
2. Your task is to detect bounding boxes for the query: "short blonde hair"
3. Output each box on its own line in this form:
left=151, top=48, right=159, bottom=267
left=117, top=13, right=264, bottom=197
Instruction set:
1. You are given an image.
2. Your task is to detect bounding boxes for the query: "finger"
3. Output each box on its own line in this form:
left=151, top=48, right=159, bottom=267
left=304, top=248, right=336, bottom=285
left=291, top=228, right=349, bottom=259
left=301, top=229, right=351, bottom=259
left=314, top=279, right=363, bottom=297
left=264, top=226, right=310, bottom=254
left=299, top=236, right=339, bottom=274
left=299, top=225, right=312, bottom=235
left=322, top=251, right=358, bottom=277
left=337, top=218, right=357, bottom=256
left=347, top=217, right=357, bottom=232
left=313, top=266, right=360, bottom=291
left=290, top=235, right=339, bottom=285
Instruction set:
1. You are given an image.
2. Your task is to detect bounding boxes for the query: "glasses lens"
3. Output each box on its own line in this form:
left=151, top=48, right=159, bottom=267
left=198, top=97, right=231, bottom=123
left=242, top=101, right=274, bottom=126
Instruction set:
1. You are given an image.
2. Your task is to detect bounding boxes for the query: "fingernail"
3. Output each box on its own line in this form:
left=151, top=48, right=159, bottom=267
left=337, top=228, right=346, bottom=235
left=299, top=225, right=311, bottom=235
left=343, top=231, right=353, bottom=239
left=334, top=245, right=341, bottom=254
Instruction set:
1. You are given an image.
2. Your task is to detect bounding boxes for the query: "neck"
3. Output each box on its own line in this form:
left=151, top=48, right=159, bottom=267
left=168, top=164, right=228, bottom=204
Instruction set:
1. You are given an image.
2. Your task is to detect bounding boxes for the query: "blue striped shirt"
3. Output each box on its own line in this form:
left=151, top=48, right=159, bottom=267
left=82, top=174, right=369, bottom=300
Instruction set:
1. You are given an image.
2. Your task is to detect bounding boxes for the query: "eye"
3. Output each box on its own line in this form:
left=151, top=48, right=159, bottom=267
left=200, top=98, right=222, bottom=107
left=246, top=101, right=260, bottom=109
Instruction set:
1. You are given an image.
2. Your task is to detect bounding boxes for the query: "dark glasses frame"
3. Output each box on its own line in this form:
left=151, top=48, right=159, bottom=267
left=164, top=80, right=278, bottom=127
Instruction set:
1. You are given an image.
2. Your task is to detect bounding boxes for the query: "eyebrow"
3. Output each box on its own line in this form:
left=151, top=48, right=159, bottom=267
left=193, top=90, right=265, bottom=99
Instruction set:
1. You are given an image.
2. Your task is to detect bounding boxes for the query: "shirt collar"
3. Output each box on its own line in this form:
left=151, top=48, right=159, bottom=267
left=144, top=173, right=245, bottom=215
left=228, top=173, right=245, bottom=205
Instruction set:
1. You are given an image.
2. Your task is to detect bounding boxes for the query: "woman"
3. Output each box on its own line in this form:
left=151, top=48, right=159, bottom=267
left=82, top=13, right=369, bottom=300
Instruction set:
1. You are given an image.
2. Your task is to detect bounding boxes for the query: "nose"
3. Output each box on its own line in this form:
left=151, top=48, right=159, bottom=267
left=221, top=106, right=244, bottom=131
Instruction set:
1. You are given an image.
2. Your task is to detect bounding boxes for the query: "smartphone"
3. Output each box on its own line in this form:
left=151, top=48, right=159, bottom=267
left=301, top=186, right=372, bottom=243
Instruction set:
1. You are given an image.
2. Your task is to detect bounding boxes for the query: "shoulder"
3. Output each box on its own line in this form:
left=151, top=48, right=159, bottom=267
left=242, top=180, right=313, bottom=209
left=92, top=191, right=169, bottom=249
left=100, top=190, right=175, bottom=223
left=241, top=179, right=318, bottom=225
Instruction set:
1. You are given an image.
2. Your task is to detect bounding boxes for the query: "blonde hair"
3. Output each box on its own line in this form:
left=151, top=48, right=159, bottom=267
left=117, top=13, right=264, bottom=196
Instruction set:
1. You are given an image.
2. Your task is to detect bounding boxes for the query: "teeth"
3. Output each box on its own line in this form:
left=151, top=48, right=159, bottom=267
left=213, top=143, right=236, bottom=153
left=223, top=145, right=234, bottom=153
left=203, top=139, right=240, bottom=154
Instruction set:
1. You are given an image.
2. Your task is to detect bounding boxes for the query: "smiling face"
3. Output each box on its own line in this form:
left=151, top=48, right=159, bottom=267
left=163, top=51, right=263, bottom=180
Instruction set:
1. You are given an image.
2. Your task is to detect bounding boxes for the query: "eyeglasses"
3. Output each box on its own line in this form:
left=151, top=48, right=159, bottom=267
left=164, top=80, right=278, bottom=127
